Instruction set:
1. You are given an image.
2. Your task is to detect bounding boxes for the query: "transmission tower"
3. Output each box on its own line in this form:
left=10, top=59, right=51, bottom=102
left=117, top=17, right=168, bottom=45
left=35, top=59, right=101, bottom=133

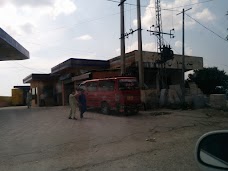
left=147, top=0, right=174, bottom=55
left=147, top=0, right=175, bottom=89
left=155, top=0, right=164, bottom=52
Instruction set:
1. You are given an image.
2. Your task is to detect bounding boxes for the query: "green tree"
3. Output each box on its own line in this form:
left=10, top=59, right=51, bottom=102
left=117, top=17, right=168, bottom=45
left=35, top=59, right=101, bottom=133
left=187, top=67, right=228, bottom=95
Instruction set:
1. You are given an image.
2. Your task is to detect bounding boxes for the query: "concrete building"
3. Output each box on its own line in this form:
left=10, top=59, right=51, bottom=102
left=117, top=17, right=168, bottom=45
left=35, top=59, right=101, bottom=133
left=23, top=74, right=57, bottom=107
left=23, top=58, right=116, bottom=106
left=23, top=50, right=203, bottom=107
left=109, top=50, right=203, bottom=109
left=12, top=86, right=30, bottom=106
left=109, top=50, right=203, bottom=89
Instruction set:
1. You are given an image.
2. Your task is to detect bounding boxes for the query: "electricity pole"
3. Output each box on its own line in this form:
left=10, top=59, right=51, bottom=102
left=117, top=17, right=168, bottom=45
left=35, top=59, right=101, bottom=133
left=137, top=0, right=144, bottom=88
left=119, top=0, right=126, bottom=75
left=177, top=8, right=192, bottom=104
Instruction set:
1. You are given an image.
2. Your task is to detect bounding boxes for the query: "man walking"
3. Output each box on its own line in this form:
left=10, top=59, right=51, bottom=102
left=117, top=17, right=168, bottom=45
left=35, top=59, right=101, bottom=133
left=78, top=89, right=87, bottom=119
left=26, top=90, right=32, bottom=109
left=68, top=90, right=77, bottom=120
left=40, top=92, right=46, bottom=107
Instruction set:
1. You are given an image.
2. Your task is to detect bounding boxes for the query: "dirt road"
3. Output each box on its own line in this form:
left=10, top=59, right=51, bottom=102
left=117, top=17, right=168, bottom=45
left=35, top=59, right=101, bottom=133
left=0, top=106, right=227, bottom=171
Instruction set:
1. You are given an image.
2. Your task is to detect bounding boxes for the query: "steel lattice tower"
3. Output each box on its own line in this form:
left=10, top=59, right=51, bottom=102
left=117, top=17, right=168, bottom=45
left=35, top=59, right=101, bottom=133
left=155, top=0, right=164, bottom=52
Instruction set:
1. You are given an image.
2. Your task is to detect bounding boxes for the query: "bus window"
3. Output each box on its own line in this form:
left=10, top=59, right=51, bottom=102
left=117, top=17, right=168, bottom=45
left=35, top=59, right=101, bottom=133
left=79, top=83, right=86, bottom=91
left=118, top=79, right=139, bottom=90
left=87, top=82, right=98, bottom=92
left=99, top=80, right=115, bottom=91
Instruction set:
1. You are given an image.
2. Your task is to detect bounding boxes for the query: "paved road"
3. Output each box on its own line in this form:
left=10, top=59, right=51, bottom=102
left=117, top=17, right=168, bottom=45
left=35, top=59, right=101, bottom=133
left=0, top=106, right=227, bottom=171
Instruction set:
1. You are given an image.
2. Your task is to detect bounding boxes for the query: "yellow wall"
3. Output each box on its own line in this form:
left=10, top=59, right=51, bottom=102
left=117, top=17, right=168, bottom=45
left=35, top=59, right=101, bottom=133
left=11, top=89, right=23, bottom=105
left=0, top=96, right=12, bottom=107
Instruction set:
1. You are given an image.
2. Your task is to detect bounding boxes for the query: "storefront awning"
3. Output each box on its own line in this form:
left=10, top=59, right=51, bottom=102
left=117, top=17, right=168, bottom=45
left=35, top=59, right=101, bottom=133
left=72, top=72, right=91, bottom=82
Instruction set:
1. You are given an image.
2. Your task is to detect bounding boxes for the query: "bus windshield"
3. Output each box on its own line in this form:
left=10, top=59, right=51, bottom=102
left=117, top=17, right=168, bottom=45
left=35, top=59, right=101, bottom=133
left=118, top=79, right=139, bottom=90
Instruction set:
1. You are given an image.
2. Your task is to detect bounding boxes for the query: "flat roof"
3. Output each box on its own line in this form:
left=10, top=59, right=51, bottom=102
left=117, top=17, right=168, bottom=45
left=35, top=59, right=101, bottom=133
left=109, top=50, right=137, bottom=62
left=51, top=58, right=109, bottom=74
left=109, top=50, right=203, bottom=71
left=14, top=86, right=30, bottom=89
left=0, top=28, right=29, bottom=61
left=23, top=74, right=56, bottom=83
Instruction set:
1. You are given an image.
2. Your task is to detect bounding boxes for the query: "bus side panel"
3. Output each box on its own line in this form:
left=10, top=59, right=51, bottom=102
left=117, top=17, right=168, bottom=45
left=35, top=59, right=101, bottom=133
left=97, top=79, right=116, bottom=109
left=80, top=77, right=141, bottom=113
left=99, top=89, right=116, bottom=109
left=84, top=81, right=100, bottom=108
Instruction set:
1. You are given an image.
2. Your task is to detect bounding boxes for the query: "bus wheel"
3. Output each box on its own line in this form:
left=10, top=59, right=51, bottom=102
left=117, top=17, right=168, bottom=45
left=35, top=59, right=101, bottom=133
left=101, top=102, right=110, bottom=115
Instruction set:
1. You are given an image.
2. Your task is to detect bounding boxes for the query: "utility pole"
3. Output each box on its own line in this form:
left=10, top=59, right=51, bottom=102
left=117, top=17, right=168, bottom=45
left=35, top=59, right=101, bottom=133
left=137, top=0, right=144, bottom=88
left=119, top=0, right=126, bottom=75
left=177, top=8, right=192, bottom=104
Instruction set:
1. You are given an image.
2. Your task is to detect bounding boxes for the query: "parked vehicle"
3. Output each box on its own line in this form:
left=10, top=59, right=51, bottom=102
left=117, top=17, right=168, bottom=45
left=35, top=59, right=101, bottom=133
left=79, top=77, right=141, bottom=115
left=195, top=130, right=228, bottom=171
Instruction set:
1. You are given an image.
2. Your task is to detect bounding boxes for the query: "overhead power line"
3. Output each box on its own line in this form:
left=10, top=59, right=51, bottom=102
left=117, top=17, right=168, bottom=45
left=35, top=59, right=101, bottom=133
left=107, top=0, right=215, bottom=11
left=15, top=0, right=215, bottom=37
left=163, top=0, right=215, bottom=10
left=163, top=38, right=181, bottom=54
left=14, top=7, right=138, bottom=43
left=45, top=12, right=122, bottom=32
left=13, top=62, right=47, bottom=74
left=204, top=58, right=228, bottom=69
left=186, top=14, right=228, bottom=42
left=107, top=0, right=175, bottom=11
left=23, top=41, right=97, bottom=55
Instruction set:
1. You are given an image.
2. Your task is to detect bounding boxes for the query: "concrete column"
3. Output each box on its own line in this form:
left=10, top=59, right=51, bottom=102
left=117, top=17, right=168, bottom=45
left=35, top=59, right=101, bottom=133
left=156, top=71, right=160, bottom=90
left=62, top=81, right=65, bottom=106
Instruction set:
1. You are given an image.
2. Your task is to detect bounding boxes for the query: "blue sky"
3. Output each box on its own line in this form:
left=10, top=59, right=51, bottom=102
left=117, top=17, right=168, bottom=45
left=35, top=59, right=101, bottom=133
left=0, top=0, right=227, bottom=96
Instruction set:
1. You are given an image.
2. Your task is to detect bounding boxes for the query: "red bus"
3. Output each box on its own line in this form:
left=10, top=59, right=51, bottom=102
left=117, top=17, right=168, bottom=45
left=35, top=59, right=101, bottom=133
left=79, top=77, right=141, bottom=115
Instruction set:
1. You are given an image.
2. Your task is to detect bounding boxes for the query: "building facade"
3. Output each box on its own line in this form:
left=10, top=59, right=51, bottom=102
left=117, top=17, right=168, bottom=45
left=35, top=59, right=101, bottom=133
left=109, top=50, right=203, bottom=89
left=23, top=50, right=203, bottom=107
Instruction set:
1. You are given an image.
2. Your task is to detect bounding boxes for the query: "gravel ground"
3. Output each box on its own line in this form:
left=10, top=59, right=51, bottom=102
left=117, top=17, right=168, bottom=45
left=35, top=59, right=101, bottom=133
left=0, top=106, right=227, bottom=171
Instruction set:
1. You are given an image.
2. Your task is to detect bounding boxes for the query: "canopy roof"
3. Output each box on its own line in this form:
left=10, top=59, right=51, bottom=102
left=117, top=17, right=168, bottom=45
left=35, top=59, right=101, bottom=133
left=0, top=28, right=29, bottom=61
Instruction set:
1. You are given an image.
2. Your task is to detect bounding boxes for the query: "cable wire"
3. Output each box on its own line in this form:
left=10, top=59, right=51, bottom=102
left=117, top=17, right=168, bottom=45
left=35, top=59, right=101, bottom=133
left=163, top=38, right=181, bottom=54
left=186, top=14, right=228, bottom=42
left=13, top=62, right=48, bottom=74
left=163, top=0, right=215, bottom=10
left=107, top=0, right=215, bottom=12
